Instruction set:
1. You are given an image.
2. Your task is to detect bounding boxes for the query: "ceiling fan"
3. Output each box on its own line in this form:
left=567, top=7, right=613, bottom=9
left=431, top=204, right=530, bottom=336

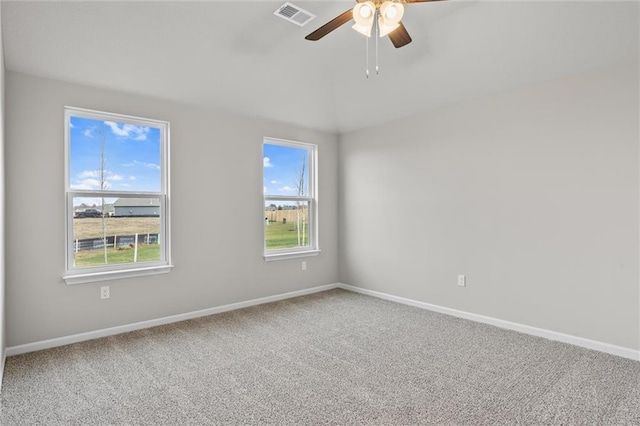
left=305, top=0, right=445, bottom=48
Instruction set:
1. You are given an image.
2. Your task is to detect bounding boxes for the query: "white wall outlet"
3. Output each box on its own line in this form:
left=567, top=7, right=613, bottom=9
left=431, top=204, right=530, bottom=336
left=457, top=275, right=466, bottom=287
left=100, top=286, right=110, bottom=299
left=301, top=261, right=307, bottom=271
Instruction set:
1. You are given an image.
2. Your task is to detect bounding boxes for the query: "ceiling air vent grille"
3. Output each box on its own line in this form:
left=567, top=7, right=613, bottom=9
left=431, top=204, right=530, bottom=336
left=274, top=2, right=316, bottom=27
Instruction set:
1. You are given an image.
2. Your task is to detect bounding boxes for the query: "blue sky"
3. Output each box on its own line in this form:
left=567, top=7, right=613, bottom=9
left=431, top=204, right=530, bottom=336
left=69, top=116, right=161, bottom=197
left=263, top=143, right=309, bottom=199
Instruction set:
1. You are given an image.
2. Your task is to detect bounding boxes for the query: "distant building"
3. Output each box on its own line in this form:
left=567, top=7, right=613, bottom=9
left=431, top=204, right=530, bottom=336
left=114, top=198, right=160, bottom=217
left=74, top=203, right=115, bottom=217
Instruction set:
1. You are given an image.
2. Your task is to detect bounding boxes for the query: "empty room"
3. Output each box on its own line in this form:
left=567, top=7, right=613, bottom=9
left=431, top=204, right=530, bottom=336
left=0, top=0, right=638, bottom=424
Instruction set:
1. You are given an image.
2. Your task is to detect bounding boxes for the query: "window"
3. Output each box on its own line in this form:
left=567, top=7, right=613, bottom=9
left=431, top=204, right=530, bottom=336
left=64, top=107, right=171, bottom=284
left=263, top=138, right=319, bottom=260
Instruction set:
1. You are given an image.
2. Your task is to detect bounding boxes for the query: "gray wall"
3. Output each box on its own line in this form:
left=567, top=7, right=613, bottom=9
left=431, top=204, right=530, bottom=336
left=5, top=72, right=339, bottom=347
left=339, top=63, right=640, bottom=351
left=5, top=63, right=639, bottom=352
left=0, top=5, right=6, bottom=381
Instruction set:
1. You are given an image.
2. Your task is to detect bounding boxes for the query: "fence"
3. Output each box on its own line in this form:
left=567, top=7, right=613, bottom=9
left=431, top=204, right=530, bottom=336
left=74, top=233, right=159, bottom=252
left=264, top=208, right=308, bottom=224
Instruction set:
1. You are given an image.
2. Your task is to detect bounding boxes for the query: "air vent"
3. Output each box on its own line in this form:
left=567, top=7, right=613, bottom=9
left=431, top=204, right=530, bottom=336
left=274, top=2, right=316, bottom=27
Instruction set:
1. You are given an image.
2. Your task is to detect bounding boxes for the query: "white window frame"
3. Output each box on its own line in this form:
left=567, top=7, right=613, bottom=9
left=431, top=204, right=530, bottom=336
left=263, top=137, right=320, bottom=261
left=63, top=107, right=172, bottom=284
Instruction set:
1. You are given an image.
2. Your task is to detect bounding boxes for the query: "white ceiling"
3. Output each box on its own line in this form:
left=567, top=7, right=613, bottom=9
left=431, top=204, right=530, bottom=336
left=2, top=1, right=638, bottom=133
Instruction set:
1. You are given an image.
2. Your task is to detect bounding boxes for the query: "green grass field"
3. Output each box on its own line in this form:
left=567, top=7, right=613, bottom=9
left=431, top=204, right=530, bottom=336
left=75, top=219, right=305, bottom=266
left=74, top=244, right=161, bottom=268
left=265, top=221, right=309, bottom=249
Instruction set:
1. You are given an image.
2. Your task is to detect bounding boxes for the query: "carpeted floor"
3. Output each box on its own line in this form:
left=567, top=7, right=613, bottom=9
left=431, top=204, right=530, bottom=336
left=1, top=289, right=639, bottom=425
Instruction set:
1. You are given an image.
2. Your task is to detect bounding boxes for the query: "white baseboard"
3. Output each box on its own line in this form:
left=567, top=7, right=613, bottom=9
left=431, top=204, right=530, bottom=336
left=6, top=282, right=638, bottom=362
left=337, top=283, right=640, bottom=362
left=6, top=283, right=339, bottom=357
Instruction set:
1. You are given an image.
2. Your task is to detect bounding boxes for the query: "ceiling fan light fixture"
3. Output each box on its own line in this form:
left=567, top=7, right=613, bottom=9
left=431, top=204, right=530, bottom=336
left=386, top=7, right=398, bottom=20
left=379, top=1, right=404, bottom=28
left=352, top=22, right=373, bottom=37
left=352, top=1, right=375, bottom=37
left=357, top=3, right=373, bottom=19
left=378, top=19, right=400, bottom=37
left=378, top=1, right=403, bottom=38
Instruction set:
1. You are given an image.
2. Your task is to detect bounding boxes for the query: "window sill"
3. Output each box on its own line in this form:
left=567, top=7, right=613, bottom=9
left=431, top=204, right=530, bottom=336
left=64, top=264, right=174, bottom=285
left=264, top=249, right=321, bottom=262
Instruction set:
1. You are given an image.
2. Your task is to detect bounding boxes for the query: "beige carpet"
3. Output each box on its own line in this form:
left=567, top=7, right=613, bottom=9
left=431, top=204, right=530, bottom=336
left=1, top=289, right=639, bottom=425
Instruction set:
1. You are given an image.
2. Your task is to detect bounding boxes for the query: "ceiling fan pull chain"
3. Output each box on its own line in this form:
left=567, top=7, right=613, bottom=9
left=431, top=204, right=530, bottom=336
left=365, top=30, right=370, bottom=78
left=375, top=9, right=380, bottom=75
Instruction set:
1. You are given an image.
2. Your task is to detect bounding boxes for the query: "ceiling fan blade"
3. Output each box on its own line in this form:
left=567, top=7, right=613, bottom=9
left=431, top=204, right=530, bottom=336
left=305, top=9, right=353, bottom=41
left=388, top=22, right=412, bottom=48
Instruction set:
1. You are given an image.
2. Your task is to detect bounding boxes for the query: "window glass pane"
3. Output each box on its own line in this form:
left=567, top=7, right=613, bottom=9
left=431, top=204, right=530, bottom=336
left=72, top=196, right=161, bottom=268
left=264, top=200, right=310, bottom=249
left=69, top=116, right=161, bottom=192
left=263, top=143, right=309, bottom=197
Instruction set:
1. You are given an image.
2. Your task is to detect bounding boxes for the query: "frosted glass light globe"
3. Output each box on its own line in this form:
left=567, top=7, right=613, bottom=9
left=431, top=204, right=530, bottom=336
left=360, top=5, right=372, bottom=18
left=386, top=6, right=397, bottom=19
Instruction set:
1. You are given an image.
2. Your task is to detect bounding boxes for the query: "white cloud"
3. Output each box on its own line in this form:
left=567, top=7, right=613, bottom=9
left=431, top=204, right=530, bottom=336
left=104, top=121, right=128, bottom=136
left=69, top=122, right=75, bottom=128
left=83, top=128, right=94, bottom=138
left=83, top=178, right=101, bottom=187
left=104, top=121, right=151, bottom=141
left=263, top=186, right=267, bottom=194
left=263, top=157, right=273, bottom=168
left=129, top=176, right=136, bottom=180
left=71, top=178, right=103, bottom=190
left=79, top=170, right=99, bottom=179
left=278, top=186, right=295, bottom=192
left=270, top=180, right=280, bottom=184
left=75, top=170, right=124, bottom=188
left=121, top=160, right=160, bottom=170
left=70, top=183, right=94, bottom=190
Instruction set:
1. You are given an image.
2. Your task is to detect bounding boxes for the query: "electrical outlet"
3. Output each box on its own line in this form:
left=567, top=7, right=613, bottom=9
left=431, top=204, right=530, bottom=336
left=100, top=286, right=110, bottom=299
left=457, top=275, right=466, bottom=287
left=301, top=261, right=307, bottom=271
